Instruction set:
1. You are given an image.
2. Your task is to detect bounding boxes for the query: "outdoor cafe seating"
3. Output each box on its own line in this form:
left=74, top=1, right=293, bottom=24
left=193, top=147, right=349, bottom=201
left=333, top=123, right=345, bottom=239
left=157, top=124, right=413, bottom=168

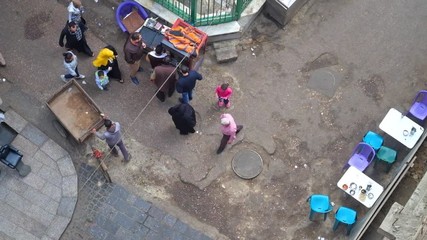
left=308, top=90, right=427, bottom=237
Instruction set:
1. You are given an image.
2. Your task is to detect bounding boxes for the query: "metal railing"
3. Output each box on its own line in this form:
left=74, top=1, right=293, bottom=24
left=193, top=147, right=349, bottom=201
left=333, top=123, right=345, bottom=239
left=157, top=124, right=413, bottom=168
left=156, top=0, right=252, bottom=26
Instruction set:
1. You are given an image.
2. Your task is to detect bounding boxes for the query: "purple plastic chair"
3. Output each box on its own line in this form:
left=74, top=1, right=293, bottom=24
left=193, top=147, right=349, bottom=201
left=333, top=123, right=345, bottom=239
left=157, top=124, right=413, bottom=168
left=115, top=0, right=149, bottom=33
left=409, top=90, right=427, bottom=121
left=344, top=142, right=376, bottom=172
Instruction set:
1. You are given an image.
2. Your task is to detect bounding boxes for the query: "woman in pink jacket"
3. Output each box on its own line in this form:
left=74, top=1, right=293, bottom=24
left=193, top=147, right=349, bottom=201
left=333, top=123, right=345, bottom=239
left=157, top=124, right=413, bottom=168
left=217, top=113, right=243, bottom=154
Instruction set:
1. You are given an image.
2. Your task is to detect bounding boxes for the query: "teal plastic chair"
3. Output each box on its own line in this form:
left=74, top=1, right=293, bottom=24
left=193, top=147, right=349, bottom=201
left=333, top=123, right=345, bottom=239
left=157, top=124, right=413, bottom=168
left=374, top=146, right=397, bottom=173
left=362, top=131, right=383, bottom=151
left=307, top=194, right=333, bottom=221
left=333, top=206, right=357, bottom=235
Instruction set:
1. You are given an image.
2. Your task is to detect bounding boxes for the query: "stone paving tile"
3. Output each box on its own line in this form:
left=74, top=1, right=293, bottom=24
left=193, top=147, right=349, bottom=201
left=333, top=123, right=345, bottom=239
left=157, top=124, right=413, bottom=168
left=20, top=123, right=49, bottom=147
left=21, top=171, right=47, bottom=190
left=0, top=217, right=18, bottom=238
left=24, top=155, right=44, bottom=173
left=40, top=139, right=68, bottom=161
left=149, top=205, right=167, bottom=220
left=164, top=213, right=178, bottom=227
left=32, top=149, right=58, bottom=171
left=64, top=163, right=214, bottom=240
left=22, top=187, right=51, bottom=209
left=0, top=202, right=48, bottom=238
left=0, top=185, right=10, bottom=200
left=26, top=203, right=55, bottom=226
left=57, top=155, right=76, bottom=176
left=44, top=199, right=60, bottom=215
left=17, top=234, right=39, bottom=240
left=4, top=110, right=27, bottom=133
left=11, top=134, right=38, bottom=157
left=41, top=182, right=62, bottom=203
left=46, top=215, right=70, bottom=239
left=62, top=174, right=78, bottom=197
left=4, top=191, right=31, bottom=213
left=38, top=165, right=63, bottom=187
left=3, top=174, right=29, bottom=195
left=58, top=197, right=78, bottom=218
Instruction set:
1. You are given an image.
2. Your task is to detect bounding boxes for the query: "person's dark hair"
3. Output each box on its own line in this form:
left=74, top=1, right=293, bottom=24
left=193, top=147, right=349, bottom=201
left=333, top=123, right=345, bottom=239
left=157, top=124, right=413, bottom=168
left=63, top=52, right=73, bottom=62
left=130, top=32, right=141, bottom=41
left=221, top=83, right=229, bottom=90
left=97, top=71, right=104, bottom=77
left=68, top=21, right=77, bottom=28
left=155, top=44, right=164, bottom=55
left=104, top=119, right=112, bottom=128
left=180, top=65, right=189, bottom=74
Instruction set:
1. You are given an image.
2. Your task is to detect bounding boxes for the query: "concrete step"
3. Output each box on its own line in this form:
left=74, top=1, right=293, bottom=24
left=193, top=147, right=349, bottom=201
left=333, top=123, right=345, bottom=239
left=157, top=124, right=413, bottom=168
left=213, top=40, right=239, bottom=63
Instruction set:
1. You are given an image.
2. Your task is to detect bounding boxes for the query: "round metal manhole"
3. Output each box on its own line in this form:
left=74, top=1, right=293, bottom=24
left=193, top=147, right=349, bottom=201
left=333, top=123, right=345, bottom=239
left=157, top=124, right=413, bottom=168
left=232, top=149, right=263, bottom=179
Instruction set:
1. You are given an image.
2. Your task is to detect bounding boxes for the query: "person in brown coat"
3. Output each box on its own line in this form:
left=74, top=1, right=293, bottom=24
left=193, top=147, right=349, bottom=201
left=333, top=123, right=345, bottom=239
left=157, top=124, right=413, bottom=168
left=123, top=32, right=146, bottom=85
left=150, top=57, right=177, bottom=102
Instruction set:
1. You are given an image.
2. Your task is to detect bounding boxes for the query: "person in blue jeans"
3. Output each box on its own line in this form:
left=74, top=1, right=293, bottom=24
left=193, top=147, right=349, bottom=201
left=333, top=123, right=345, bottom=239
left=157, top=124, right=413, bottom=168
left=175, top=65, right=203, bottom=103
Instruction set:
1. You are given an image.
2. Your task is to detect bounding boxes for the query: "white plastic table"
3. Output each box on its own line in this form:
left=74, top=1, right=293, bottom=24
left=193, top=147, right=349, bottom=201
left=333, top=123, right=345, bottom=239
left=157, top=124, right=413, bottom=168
left=337, top=166, right=384, bottom=208
left=379, top=108, right=424, bottom=149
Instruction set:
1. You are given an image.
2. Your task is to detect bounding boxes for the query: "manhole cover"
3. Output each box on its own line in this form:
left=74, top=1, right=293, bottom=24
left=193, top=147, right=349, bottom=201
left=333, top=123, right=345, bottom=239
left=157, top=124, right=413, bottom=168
left=232, top=149, right=263, bottom=179
left=308, top=68, right=343, bottom=97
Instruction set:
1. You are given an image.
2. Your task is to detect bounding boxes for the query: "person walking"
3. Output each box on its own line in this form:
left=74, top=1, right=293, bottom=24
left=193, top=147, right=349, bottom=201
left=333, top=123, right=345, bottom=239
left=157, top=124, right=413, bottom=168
left=146, top=44, right=168, bottom=70
left=93, top=45, right=123, bottom=83
left=150, top=57, right=177, bottom=102
left=59, top=21, right=93, bottom=56
left=67, top=0, right=87, bottom=31
left=216, top=113, right=243, bottom=154
left=215, top=83, right=233, bottom=108
left=61, top=51, right=85, bottom=82
left=92, top=117, right=131, bottom=162
left=123, top=32, right=146, bottom=85
left=168, top=103, right=196, bottom=135
left=175, top=65, right=203, bottom=103
left=95, top=69, right=110, bottom=91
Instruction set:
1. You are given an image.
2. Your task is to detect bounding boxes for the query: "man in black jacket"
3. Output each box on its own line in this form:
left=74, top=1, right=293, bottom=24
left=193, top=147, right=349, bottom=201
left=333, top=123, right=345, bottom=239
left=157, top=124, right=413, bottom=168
left=168, top=103, right=196, bottom=135
left=59, top=21, right=93, bottom=57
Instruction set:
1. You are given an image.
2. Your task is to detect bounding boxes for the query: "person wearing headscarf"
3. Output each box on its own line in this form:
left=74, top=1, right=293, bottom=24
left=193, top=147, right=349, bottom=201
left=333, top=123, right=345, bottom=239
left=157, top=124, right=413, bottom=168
left=168, top=103, right=196, bottom=135
left=217, top=113, right=243, bottom=154
left=93, top=45, right=123, bottom=83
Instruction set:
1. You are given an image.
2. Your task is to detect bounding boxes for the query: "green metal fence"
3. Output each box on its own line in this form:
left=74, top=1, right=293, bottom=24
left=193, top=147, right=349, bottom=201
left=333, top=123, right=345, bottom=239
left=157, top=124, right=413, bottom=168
left=155, top=0, right=252, bottom=26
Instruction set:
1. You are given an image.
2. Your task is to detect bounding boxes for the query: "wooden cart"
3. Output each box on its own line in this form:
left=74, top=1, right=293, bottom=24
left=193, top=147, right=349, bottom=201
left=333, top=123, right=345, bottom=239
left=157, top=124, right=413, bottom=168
left=46, top=80, right=104, bottom=143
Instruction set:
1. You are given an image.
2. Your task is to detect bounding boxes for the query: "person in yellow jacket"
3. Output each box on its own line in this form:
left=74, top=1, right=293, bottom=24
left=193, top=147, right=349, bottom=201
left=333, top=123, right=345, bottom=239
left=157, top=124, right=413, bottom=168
left=93, top=45, right=123, bottom=83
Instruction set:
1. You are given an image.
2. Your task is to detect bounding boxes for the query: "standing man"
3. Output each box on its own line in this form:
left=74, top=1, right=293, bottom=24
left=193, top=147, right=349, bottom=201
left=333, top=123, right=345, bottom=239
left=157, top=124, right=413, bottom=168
left=92, top=117, right=131, bottom=162
left=59, top=21, right=93, bottom=57
left=168, top=103, right=197, bottom=135
left=216, top=113, right=243, bottom=154
left=150, top=57, right=177, bottom=102
left=123, top=32, right=146, bottom=85
left=175, top=65, right=203, bottom=103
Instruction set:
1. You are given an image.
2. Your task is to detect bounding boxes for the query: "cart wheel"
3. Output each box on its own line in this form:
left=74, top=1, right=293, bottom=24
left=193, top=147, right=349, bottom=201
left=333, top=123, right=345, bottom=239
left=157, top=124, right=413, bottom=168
left=52, top=120, right=68, bottom=138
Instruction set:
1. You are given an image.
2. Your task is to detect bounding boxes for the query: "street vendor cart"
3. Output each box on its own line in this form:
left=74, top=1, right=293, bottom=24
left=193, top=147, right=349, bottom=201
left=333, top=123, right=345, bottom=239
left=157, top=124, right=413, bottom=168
left=46, top=80, right=104, bottom=143
left=139, top=18, right=208, bottom=70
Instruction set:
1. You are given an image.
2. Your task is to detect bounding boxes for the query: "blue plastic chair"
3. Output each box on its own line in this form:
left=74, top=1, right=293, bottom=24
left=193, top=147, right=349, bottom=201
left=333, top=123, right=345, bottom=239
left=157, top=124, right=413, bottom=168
left=409, top=90, right=427, bottom=121
left=344, top=142, right=376, bottom=172
left=362, top=131, right=383, bottom=151
left=374, top=146, right=397, bottom=173
left=307, top=194, right=333, bottom=221
left=115, top=0, right=148, bottom=33
left=333, top=206, right=357, bottom=235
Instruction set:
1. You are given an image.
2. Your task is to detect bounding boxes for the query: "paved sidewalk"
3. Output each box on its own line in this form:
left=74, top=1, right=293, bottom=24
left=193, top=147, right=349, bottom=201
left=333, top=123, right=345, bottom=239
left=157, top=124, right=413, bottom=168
left=63, top=162, right=213, bottom=240
left=0, top=109, right=77, bottom=240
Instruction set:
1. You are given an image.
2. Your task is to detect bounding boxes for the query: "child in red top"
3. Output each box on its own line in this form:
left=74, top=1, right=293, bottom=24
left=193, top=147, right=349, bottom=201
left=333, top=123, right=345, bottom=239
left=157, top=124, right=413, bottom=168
left=215, top=83, right=233, bottom=108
